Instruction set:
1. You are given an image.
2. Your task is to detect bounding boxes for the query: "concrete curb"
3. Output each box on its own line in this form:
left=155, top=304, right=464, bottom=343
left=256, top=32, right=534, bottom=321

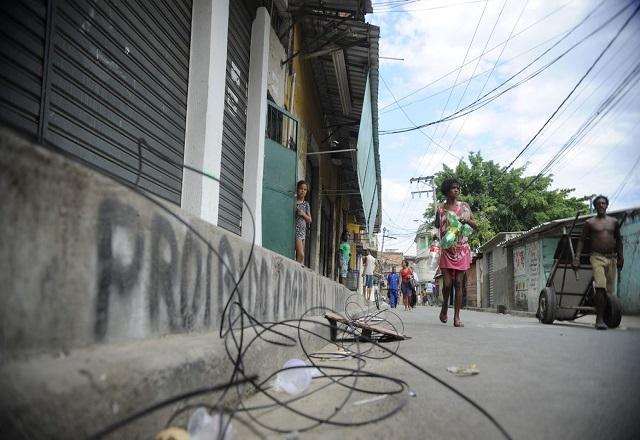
left=464, top=306, right=537, bottom=319
left=0, top=317, right=335, bottom=438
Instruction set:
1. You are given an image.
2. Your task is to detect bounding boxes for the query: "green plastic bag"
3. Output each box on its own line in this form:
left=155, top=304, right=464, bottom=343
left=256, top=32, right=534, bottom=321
left=441, top=211, right=473, bottom=249
left=461, top=223, right=473, bottom=236
left=441, top=230, right=457, bottom=249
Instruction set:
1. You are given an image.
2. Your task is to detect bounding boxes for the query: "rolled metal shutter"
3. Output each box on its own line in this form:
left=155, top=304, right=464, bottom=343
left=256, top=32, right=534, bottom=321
left=0, top=0, right=47, bottom=136
left=1, top=0, right=192, bottom=205
left=218, top=0, right=251, bottom=235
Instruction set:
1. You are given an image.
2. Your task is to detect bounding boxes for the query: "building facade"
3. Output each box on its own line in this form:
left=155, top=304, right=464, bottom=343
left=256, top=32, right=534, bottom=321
left=0, top=0, right=381, bottom=281
left=478, top=208, right=640, bottom=314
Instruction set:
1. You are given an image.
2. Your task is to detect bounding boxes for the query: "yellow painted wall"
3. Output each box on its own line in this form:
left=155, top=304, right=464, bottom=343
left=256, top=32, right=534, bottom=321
left=288, top=23, right=339, bottom=221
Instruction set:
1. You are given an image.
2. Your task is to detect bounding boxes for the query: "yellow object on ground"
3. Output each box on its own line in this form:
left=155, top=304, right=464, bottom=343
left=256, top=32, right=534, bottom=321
left=156, top=427, right=191, bottom=440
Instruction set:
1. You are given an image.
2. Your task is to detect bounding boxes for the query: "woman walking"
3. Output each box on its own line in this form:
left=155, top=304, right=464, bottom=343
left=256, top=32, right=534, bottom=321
left=399, top=259, right=414, bottom=311
left=435, top=177, right=476, bottom=327
left=295, top=180, right=312, bottom=265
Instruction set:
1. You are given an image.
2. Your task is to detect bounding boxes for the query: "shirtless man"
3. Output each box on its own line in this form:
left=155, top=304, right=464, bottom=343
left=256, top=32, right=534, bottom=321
left=572, top=195, right=624, bottom=330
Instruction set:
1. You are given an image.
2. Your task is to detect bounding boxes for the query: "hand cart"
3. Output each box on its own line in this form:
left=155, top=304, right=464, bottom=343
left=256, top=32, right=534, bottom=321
left=536, top=219, right=622, bottom=328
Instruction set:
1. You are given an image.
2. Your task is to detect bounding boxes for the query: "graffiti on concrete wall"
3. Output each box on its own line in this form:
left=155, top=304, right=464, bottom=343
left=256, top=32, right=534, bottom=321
left=513, top=246, right=527, bottom=310
left=526, top=242, right=540, bottom=311
left=514, top=247, right=525, bottom=275
left=94, top=198, right=338, bottom=342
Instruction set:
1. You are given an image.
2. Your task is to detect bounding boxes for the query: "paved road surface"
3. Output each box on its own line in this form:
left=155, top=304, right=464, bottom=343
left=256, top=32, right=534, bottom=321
left=235, top=306, right=640, bottom=439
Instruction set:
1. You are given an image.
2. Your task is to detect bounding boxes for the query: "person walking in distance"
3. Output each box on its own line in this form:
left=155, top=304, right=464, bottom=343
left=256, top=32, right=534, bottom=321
left=399, top=259, right=414, bottom=311
left=362, top=250, right=376, bottom=302
left=338, top=231, right=351, bottom=285
left=387, top=266, right=400, bottom=308
left=573, top=195, right=624, bottom=330
left=295, top=180, right=312, bottom=265
left=424, top=280, right=435, bottom=306
left=435, top=177, right=477, bottom=327
left=410, top=267, right=419, bottom=308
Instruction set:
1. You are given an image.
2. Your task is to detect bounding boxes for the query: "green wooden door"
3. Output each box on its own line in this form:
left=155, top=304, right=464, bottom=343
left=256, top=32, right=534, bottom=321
left=262, top=103, right=297, bottom=258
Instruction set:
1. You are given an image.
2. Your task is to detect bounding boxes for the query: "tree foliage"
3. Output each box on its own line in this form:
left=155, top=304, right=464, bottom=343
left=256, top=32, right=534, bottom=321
left=424, top=152, right=591, bottom=249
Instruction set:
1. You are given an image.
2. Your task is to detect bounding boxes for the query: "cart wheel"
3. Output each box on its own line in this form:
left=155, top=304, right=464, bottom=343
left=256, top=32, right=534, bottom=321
left=604, top=294, right=622, bottom=328
left=537, top=287, right=556, bottom=324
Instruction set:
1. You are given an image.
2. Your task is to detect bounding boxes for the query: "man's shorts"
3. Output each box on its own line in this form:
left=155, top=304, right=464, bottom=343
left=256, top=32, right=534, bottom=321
left=590, top=253, right=618, bottom=295
left=339, top=255, right=349, bottom=278
left=365, top=274, right=374, bottom=288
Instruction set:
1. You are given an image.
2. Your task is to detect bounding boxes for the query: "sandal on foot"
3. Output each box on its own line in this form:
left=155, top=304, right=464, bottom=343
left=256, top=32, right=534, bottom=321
left=439, top=312, right=448, bottom=323
left=454, top=319, right=464, bottom=327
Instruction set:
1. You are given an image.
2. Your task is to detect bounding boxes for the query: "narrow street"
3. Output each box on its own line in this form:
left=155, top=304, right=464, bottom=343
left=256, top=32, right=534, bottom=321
left=236, top=307, right=640, bottom=440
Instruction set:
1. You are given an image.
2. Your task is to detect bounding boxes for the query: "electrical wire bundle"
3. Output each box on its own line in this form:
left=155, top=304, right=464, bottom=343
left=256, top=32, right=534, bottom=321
left=81, top=137, right=513, bottom=439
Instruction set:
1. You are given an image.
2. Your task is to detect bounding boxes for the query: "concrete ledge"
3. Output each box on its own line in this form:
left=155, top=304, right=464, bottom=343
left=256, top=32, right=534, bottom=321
left=465, top=306, right=537, bottom=319
left=0, top=318, right=333, bottom=438
left=0, top=127, right=361, bottom=358
left=0, top=128, right=366, bottom=437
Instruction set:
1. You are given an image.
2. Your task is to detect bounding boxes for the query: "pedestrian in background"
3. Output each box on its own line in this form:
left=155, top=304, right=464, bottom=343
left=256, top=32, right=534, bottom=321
left=573, top=195, right=624, bottom=330
left=295, top=180, right=312, bottom=265
left=435, top=177, right=477, bottom=327
left=424, top=280, right=435, bottom=306
left=338, top=231, right=350, bottom=285
left=400, top=259, right=414, bottom=311
left=410, top=268, right=419, bottom=308
left=387, top=266, right=400, bottom=308
left=363, top=250, right=376, bottom=302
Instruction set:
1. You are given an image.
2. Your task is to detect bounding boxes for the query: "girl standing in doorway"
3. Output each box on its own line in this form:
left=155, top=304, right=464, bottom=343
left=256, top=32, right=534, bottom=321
left=295, top=180, right=312, bottom=265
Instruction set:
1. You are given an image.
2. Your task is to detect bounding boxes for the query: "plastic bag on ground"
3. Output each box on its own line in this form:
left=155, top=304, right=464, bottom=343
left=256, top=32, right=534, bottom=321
left=187, top=407, right=233, bottom=440
left=272, top=359, right=314, bottom=395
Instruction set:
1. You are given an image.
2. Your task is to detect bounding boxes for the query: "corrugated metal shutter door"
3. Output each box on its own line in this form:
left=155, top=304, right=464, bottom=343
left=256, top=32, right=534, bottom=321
left=218, top=0, right=251, bottom=235
left=49, top=0, right=192, bottom=204
left=0, top=0, right=192, bottom=205
left=0, top=0, right=47, bottom=135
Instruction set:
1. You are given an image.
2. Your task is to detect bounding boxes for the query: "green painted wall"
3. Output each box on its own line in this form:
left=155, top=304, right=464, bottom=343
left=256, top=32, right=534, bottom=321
left=620, top=213, right=640, bottom=313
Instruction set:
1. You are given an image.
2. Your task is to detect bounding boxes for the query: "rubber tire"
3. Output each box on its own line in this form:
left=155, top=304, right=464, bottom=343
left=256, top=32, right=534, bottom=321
left=537, top=287, right=556, bottom=324
left=604, top=294, right=622, bottom=328
left=374, top=290, right=380, bottom=310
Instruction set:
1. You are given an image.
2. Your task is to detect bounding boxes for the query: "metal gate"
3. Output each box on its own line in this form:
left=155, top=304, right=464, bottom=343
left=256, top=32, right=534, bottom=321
left=218, top=0, right=252, bottom=235
left=0, top=0, right=192, bottom=205
left=262, top=101, right=297, bottom=259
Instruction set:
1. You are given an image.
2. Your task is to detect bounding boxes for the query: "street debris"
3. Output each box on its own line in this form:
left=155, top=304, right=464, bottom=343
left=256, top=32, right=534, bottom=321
left=155, top=427, right=190, bottom=440
left=187, top=407, right=233, bottom=440
left=353, top=394, right=388, bottom=406
left=447, top=364, right=479, bottom=377
left=272, top=359, right=314, bottom=395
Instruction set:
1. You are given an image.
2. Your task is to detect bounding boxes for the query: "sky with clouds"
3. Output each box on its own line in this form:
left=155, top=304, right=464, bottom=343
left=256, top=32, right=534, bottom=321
left=367, top=0, right=640, bottom=255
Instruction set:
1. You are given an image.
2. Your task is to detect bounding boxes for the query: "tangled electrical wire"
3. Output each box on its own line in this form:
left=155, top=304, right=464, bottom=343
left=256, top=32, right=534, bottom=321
left=28, top=136, right=513, bottom=439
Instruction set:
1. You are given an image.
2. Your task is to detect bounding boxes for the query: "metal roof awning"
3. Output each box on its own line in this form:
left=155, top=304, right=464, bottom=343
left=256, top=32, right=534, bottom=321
left=290, top=0, right=381, bottom=233
left=499, top=206, right=640, bottom=248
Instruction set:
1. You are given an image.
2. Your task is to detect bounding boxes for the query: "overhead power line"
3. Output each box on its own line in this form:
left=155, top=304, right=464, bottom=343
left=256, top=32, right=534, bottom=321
left=611, top=152, right=640, bottom=206
left=380, top=75, right=462, bottom=161
left=379, top=0, right=576, bottom=112
left=379, top=0, right=629, bottom=136
left=444, top=0, right=528, bottom=155
left=503, top=1, right=640, bottom=172
left=509, top=33, right=640, bottom=213
left=374, top=0, right=487, bottom=13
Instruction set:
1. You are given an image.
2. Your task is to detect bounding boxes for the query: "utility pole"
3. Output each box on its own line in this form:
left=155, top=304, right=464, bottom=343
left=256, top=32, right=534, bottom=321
left=410, top=176, right=438, bottom=219
left=380, top=227, right=397, bottom=254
